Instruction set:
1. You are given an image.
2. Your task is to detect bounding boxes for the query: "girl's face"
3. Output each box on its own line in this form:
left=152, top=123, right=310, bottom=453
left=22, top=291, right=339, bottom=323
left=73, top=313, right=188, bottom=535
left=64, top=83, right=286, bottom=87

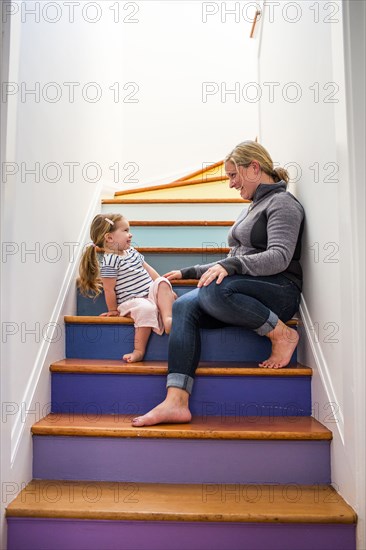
left=105, top=218, right=132, bottom=252
left=225, top=160, right=261, bottom=201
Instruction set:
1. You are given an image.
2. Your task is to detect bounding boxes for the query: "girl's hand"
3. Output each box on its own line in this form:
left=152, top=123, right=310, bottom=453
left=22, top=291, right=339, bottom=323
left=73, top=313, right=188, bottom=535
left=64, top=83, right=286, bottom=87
left=100, top=310, right=120, bottom=317
left=197, top=265, right=228, bottom=287
left=164, top=270, right=182, bottom=281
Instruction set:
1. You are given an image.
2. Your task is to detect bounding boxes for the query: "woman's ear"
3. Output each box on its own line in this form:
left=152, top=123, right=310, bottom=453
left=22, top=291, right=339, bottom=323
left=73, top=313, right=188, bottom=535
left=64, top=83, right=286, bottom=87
left=251, top=160, right=260, bottom=174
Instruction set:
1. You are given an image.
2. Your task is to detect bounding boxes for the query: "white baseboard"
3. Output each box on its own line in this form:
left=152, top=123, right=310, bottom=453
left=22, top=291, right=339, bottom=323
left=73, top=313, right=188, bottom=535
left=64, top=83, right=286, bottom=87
left=10, top=182, right=105, bottom=465
left=299, top=296, right=344, bottom=443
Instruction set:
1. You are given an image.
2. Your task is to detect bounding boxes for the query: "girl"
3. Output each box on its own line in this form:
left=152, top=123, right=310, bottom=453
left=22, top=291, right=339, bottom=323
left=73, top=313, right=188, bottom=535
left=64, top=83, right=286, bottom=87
left=78, top=213, right=176, bottom=362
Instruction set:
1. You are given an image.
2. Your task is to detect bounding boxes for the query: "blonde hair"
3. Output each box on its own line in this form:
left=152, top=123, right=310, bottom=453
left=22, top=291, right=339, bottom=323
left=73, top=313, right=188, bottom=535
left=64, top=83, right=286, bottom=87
left=225, top=140, right=289, bottom=184
left=78, top=213, right=123, bottom=297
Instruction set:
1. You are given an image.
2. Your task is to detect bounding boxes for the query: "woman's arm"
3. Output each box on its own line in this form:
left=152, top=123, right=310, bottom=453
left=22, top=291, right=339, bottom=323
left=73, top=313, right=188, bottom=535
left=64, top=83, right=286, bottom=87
left=100, top=277, right=119, bottom=316
left=218, top=193, right=304, bottom=277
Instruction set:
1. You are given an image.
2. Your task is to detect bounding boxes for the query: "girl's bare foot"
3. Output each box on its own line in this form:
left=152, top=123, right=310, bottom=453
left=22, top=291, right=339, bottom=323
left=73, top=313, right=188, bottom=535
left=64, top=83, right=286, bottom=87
left=259, top=321, right=299, bottom=369
left=123, top=349, right=145, bottom=363
left=132, top=388, right=191, bottom=426
left=163, top=315, right=172, bottom=334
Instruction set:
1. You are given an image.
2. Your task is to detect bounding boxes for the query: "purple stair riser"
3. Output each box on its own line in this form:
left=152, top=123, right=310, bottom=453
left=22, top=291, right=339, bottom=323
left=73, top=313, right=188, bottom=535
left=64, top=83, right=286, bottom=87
left=51, top=373, right=311, bottom=416
left=33, top=436, right=330, bottom=484
left=65, top=324, right=297, bottom=363
left=7, top=518, right=356, bottom=550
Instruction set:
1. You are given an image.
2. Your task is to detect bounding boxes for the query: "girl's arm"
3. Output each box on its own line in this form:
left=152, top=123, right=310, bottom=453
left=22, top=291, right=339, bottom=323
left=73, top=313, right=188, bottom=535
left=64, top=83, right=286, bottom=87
left=100, top=277, right=119, bottom=316
left=143, top=261, right=160, bottom=281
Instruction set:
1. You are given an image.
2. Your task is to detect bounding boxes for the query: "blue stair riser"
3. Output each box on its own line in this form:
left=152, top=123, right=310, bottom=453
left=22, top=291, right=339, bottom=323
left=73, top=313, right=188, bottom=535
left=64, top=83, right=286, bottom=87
left=77, top=285, right=194, bottom=316
left=33, top=436, right=330, bottom=484
left=8, top=518, right=355, bottom=550
left=66, top=324, right=297, bottom=363
left=129, top=226, right=229, bottom=248
left=51, top=374, right=311, bottom=417
left=141, top=252, right=228, bottom=274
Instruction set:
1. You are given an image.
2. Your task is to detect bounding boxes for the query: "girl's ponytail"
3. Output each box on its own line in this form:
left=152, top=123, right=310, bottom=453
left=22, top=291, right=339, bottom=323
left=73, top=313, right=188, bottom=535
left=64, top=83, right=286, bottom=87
left=77, top=212, right=123, bottom=297
left=78, top=244, right=103, bottom=297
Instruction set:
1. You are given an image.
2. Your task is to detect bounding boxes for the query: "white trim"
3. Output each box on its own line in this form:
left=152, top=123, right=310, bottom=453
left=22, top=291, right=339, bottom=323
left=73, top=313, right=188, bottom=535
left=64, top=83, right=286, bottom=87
left=299, top=297, right=344, bottom=442
left=341, top=2, right=366, bottom=546
left=10, top=182, right=105, bottom=464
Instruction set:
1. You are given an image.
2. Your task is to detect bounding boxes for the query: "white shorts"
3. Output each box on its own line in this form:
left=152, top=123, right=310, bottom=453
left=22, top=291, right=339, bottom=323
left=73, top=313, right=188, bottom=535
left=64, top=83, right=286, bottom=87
left=117, top=277, right=173, bottom=335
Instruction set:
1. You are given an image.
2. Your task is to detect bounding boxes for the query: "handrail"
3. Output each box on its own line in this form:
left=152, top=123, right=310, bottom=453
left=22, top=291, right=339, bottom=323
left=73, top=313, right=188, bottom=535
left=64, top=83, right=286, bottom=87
left=250, top=10, right=261, bottom=38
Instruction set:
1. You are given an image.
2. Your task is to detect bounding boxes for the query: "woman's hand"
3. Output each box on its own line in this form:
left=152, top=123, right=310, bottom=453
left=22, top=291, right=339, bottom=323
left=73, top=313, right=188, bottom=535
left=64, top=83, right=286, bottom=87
left=164, top=270, right=182, bottom=281
left=197, top=265, right=228, bottom=287
left=100, top=310, right=120, bottom=317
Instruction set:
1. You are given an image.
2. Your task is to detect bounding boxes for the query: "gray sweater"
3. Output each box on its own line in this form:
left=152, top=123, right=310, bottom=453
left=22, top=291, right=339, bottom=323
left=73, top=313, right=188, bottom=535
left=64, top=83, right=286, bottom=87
left=180, top=182, right=305, bottom=289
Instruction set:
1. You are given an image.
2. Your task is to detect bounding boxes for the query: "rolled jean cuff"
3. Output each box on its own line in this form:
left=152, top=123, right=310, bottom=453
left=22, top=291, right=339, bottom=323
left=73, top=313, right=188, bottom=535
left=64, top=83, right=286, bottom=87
left=255, top=310, right=278, bottom=336
left=166, top=373, right=194, bottom=395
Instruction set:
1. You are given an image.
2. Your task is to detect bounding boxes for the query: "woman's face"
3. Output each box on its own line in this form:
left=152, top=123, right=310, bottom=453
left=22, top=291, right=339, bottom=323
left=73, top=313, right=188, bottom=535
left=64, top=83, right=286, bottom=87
left=225, top=160, right=261, bottom=200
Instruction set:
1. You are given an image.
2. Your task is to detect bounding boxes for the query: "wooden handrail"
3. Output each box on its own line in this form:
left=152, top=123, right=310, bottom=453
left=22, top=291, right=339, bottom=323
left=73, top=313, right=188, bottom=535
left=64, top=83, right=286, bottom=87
left=114, top=176, right=228, bottom=197
left=250, top=10, right=261, bottom=38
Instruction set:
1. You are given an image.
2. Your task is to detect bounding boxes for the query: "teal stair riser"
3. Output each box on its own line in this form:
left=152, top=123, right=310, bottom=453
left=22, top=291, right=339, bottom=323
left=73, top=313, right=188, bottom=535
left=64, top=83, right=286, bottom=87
left=129, top=225, right=229, bottom=248
left=141, top=252, right=228, bottom=274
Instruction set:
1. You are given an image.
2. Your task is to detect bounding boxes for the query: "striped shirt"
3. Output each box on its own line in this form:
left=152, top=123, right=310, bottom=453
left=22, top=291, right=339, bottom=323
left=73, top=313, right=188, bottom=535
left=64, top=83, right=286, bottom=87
left=100, top=248, right=152, bottom=305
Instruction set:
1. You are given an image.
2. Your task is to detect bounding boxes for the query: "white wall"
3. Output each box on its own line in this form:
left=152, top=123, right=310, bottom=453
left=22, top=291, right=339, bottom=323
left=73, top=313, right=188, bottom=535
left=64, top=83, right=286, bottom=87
left=1, top=3, right=123, bottom=546
left=258, top=0, right=365, bottom=546
left=1, top=2, right=260, bottom=546
left=120, top=0, right=259, bottom=187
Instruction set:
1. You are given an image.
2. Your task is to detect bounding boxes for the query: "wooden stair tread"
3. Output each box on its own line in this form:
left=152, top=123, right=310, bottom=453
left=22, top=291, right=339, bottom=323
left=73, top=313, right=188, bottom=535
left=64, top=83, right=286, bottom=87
left=32, top=414, right=331, bottom=440
left=114, top=177, right=229, bottom=197
left=102, top=198, right=247, bottom=204
left=135, top=247, right=230, bottom=253
left=129, top=221, right=234, bottom=226
left=50, top=359, right=311, bottom=377
left=64, top=316, right=299, bottom=327
left=6, top=480, right=356, bottom=523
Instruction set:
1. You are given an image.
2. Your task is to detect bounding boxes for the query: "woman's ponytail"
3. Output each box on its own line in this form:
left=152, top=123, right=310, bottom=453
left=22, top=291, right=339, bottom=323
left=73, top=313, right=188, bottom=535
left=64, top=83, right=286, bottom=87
left=272, top=167, right=290, bottom=185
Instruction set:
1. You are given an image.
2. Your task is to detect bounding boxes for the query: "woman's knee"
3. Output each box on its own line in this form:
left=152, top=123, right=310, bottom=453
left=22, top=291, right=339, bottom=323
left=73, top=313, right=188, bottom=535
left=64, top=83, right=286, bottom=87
left=197, top=281, right=229, bottom=315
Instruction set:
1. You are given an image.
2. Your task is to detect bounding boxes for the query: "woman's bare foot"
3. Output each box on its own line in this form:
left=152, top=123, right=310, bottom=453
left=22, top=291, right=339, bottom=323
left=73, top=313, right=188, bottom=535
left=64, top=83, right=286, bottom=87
left=259, top=321, right=299, bottom=369
left=132, top=388, right=191, bottom=426
left=123, top=349, right=145, bottom=363
left=163, top=315, right=172, bottom=334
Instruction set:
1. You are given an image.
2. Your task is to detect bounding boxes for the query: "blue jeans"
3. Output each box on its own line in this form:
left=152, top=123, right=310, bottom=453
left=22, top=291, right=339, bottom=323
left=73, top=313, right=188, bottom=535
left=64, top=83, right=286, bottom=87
left=167, top=274, right=301, bottom=394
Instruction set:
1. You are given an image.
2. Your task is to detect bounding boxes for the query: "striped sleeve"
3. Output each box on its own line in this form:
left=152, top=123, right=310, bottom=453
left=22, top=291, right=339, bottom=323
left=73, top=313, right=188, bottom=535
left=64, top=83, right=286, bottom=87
left=100, top=253, right=120, bottom=278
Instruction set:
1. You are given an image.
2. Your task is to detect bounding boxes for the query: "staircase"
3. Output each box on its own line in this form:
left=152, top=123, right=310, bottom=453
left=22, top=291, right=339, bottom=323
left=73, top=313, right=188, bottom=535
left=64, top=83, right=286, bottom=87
left=6, top=165, right=357, bottom=549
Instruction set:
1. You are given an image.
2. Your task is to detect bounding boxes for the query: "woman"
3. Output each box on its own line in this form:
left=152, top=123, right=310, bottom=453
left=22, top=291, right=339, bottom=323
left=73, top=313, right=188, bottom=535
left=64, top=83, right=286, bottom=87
left=132, top=140, right=304, bottom=427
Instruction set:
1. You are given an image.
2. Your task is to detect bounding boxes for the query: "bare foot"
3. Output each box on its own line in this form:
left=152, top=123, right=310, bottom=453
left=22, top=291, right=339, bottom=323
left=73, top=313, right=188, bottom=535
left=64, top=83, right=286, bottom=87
left=132, top=388, right=192, bottom=426
left=132, top=401, right=192, bottom=426
left=163, top=315, right=172, bottom=334
left=123, top=349, right=145, bottom=363
left=259, top=322, right=299, bottom=369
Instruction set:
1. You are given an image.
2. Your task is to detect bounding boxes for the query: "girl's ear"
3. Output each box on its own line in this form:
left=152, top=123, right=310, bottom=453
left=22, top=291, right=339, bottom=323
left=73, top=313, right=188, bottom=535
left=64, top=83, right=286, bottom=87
left=104, top=232, right=113, bottom=243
